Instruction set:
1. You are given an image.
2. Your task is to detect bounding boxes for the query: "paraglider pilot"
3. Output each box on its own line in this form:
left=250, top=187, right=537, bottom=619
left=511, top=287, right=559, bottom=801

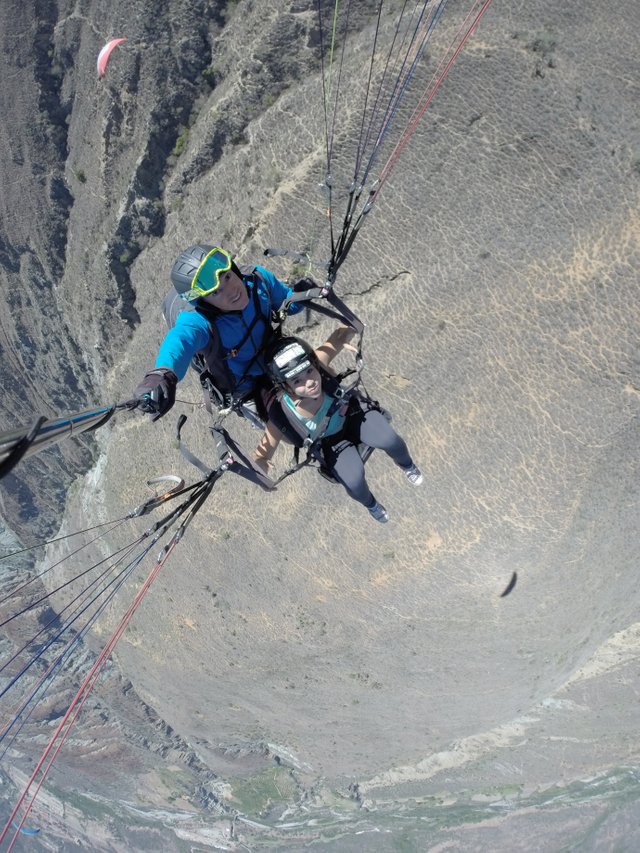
left=133, top=244, right=304, bottom=419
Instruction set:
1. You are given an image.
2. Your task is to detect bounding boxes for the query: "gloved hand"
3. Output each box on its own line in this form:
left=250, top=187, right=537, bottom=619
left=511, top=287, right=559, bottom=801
left=133, top=369, right=178, bottom=420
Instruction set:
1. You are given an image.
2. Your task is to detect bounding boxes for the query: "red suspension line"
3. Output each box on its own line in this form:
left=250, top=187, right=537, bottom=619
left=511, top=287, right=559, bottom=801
left=376, top=0, right=494, bottom=195
left=1, top=539, right=179, bottom=849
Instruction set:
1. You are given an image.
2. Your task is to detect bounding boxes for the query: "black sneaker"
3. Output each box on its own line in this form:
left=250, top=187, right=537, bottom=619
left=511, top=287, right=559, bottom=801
left=403, top=463, right=423, bottom=486
left=368, top=500, right=389, bottom=523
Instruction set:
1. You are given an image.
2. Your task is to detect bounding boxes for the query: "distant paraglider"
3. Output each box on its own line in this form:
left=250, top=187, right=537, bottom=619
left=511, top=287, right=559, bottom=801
left=97, top=37, right=127, bottom=78
left=11, top=821, right=40, bottom=836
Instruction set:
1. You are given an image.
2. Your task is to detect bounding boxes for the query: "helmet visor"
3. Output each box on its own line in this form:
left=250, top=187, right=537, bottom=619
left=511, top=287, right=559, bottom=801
left=180, top=248, right=233, bottom=301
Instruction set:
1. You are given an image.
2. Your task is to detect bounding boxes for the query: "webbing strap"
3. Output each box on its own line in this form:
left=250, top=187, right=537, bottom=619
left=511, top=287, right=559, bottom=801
left=221, top=428, right=276, bottom=491
left=222, top=280, right=267, bottom=362
left=280, top=287, right=365, bottom=336
left=175, top=416, right=276, bottom=491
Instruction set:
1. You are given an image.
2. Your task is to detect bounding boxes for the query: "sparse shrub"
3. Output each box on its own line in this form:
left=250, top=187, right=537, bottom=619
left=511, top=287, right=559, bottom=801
left=119, top=242, right=138, bottom=265
left=202, top=66, right=216, bottom=85
left=267, top=165, right=281, bottom=189
left=172, top=127, right=190, bottom=157
left=528, top=32, right=556, bottom=57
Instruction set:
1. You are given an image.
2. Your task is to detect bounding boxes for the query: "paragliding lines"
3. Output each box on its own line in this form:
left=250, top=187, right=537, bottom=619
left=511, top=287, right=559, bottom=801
left=0, top=540, right=175, bottom=850
left=351, top=1, right=385, bottom=184
left=377, top=0, right=494, bottom=194
left=358, top=0, right=441, bottom=188
left=318, top=0, right=448, bottom=282
left=317, top=0, right=356, bottom=257
left=0, top=472, right=217, bottom=845
left=0, top=523, right=142, bottom=630
left=1, top=473, right=217, bottom=849
left=0, top=535, right=147, bottom=696
left=0, top=517, right=130, bottom=607
left=0, top=514, right=135, bottom=565
left=0, top=478, right=208, bottom=688
left=313, top=0, right=494, bottom=286
left=0, top=539, right=152, bottom=763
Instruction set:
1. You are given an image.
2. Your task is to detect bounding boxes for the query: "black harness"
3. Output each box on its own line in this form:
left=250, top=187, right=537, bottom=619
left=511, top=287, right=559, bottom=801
left=267, top=368, right=387, bottom=485
left=194, top=271, right=278, bottom=406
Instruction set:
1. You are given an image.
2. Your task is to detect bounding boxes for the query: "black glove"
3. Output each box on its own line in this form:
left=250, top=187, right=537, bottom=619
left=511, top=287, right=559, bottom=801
left=133, top=369, right=178, bottom=420
left=292, top=276, right=317, bottom=293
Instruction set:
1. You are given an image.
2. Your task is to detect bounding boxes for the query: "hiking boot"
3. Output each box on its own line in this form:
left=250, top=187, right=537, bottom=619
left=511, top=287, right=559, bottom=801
left=367, top=500, right=389, bottom=523
left=403, top=463, right=423, bottom=486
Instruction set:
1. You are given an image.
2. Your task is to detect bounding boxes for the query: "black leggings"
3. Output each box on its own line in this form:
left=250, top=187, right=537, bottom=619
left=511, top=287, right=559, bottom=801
left=322, top=408, right=413, bottom=507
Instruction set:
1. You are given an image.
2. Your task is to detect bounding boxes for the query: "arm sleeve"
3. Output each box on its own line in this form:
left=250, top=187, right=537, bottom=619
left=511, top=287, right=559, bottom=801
left=155, top=312, right=211, bottom=380
left=254, top=265, right=305, bottom=315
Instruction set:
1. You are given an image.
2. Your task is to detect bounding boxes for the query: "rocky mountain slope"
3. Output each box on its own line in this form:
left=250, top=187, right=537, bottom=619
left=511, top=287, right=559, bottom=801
left=1, top=0, right=639, bottom=849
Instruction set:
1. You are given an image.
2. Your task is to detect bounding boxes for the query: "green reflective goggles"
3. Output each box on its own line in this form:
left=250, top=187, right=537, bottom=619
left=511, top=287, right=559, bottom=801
left=181, top=248, right=233, bottom=301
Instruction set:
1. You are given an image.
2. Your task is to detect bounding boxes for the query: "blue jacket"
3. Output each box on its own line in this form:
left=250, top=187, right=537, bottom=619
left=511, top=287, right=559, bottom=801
left=156, top=265, right=302, bottom=393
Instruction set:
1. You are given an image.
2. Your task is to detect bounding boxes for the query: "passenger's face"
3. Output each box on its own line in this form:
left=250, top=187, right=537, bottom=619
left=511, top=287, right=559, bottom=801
left=287, top=365, right=322, bottom=399
left=201, top=269, right=249, bottom=312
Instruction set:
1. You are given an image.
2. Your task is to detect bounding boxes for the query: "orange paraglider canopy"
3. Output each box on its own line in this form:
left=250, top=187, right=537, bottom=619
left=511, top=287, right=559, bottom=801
left=97, top=38, right=127, bottom=77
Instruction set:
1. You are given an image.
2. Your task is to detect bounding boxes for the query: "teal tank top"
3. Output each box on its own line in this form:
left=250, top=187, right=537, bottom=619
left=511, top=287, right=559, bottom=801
left=282, top=391, right=346, bottom=440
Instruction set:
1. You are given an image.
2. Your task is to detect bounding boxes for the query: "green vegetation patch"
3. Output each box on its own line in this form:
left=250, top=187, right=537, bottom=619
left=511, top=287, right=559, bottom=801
left=159, top=766, right=193, bottom=804
left=229, top=766, right=298, bottom=816
left=172, top=127, right=190, bottom=158
left=50, top=787, right=119, bottom=822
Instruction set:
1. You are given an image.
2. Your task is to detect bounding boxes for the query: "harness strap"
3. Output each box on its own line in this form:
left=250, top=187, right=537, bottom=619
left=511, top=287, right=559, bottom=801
left=273, top=371, right=367, bottom=484
left=176, top=415, right=276, bottom=490
left=271, top=452, right=315, bottom=485
left=227, top=273, right=282, bottom=396
left=279, top=287, right=365, bottom=337
left=221, top=428, right=277, bottom=491
left=279, top=287, right=366, bottom=381
left=222, top=278, right=266, bottom=361
left=305, top=358, right=366, bottom=443
left=197, top=271, right=279, bottom=410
